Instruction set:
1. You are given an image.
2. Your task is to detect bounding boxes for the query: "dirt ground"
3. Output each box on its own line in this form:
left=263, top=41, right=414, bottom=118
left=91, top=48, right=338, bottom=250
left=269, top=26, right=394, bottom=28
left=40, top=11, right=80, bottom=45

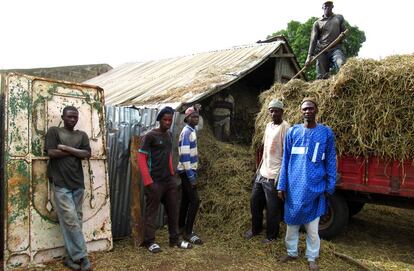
left=28, top=204, right=414, bottom=271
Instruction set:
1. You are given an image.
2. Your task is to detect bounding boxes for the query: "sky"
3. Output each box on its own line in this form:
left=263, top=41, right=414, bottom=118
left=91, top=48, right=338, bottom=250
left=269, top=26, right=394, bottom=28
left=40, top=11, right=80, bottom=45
left=1, top=0, right=413, bottom=69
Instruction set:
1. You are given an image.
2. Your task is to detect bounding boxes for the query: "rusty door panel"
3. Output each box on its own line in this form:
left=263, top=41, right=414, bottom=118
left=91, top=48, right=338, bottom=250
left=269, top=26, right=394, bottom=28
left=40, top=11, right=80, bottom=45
left=6, top=160, right=30, bottom=253
left=7, top=76, right=30, bottom=157
left=2, top=73, right=112, bottom=270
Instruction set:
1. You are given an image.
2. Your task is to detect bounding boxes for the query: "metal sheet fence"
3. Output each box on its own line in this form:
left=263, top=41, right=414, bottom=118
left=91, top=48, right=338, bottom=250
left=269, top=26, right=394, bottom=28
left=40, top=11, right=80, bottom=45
left=106, top=106, right=156, bottom=238
left=106, top=106, right=180, bottom=239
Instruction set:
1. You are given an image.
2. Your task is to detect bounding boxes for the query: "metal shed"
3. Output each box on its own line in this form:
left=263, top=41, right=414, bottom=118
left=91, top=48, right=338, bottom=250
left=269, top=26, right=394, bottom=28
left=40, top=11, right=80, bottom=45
left=85, top=38, right=304, bottom=239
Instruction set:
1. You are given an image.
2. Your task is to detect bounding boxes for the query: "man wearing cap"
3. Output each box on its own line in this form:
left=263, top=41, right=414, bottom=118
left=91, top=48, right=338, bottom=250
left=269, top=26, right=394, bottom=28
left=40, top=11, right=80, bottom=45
left=138, top=106, right=192, bottom=253
left=277, top=98, right=336, bottom=271
left=245, top=99, right=290, bottom=243
left=177, top=106, right=203, bottom=245
left=305, top=1, right=347, bottom=79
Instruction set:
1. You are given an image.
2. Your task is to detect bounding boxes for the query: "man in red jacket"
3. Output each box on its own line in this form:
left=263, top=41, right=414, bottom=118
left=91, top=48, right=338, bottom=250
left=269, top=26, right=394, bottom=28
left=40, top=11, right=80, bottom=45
left=137, top=106, right=192, bottom=253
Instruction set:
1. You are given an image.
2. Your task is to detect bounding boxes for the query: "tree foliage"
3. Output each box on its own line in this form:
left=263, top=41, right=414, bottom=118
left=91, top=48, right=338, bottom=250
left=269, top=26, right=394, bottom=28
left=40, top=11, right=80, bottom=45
left=268, top=17, right=366, bottom=80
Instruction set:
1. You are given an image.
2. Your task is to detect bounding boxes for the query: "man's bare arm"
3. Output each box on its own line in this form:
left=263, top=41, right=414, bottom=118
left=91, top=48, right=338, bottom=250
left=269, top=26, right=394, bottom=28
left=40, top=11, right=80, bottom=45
left=57, top=144, right=91, bottom=159
left=47, top=149, right=72, bottom=158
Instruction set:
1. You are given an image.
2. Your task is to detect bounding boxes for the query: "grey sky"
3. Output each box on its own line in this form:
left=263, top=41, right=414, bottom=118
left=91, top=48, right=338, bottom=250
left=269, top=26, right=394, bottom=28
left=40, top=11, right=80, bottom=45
left=1, top=0, right=412, bottom=69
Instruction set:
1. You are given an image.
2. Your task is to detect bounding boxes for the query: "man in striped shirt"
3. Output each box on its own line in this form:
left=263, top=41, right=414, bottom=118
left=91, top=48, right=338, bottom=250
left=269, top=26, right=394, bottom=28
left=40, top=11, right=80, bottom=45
left=177, top=106, right=203, bottom=245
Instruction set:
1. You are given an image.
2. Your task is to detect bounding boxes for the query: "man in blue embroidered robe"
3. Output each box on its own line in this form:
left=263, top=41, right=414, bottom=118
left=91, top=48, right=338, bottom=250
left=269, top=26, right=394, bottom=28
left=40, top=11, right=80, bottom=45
left=277, top=98, right=336, bottom=271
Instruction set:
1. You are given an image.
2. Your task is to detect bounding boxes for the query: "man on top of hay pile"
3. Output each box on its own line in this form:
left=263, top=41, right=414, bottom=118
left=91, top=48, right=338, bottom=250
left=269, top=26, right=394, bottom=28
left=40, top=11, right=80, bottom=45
left=138, top=106, right=192, bottom=253
left=277, top=98, right=336, bottom=271
left=177, top=106, right=204, bottom=245
left=45, top=106, right=92, bottom=270
left=245, top=99, right=290, bottom=243
left=305, top=1, right=347, bottom=79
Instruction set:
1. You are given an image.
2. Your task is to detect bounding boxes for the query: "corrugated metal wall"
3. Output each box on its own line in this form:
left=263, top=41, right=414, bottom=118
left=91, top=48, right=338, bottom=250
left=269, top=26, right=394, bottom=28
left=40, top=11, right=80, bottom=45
left=106, top=106, right=156, bottom=238
left=106, top=106, right=182, bottom=239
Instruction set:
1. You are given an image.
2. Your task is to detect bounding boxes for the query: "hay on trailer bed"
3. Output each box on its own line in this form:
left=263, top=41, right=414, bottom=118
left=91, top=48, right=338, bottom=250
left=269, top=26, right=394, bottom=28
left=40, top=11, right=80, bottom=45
left=254, top=55, right=414, bottom=161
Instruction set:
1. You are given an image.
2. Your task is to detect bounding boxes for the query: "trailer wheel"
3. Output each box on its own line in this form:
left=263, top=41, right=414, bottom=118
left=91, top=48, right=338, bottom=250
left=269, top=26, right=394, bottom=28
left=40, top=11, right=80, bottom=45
left=319, top=193, right=349, bottom=240
left=347, top=201, right=365, bottom=217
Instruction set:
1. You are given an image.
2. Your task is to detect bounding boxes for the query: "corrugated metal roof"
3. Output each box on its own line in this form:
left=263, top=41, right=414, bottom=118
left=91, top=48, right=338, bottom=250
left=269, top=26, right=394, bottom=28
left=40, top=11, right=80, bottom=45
left=85, top=41, right=287, bottom=109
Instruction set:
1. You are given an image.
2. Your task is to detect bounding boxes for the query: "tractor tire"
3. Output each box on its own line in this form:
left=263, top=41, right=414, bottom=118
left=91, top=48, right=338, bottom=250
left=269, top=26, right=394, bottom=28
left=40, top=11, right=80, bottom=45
left=347, top=201, right=365, bottom=217
left=319, top=193, right=349, bottom=240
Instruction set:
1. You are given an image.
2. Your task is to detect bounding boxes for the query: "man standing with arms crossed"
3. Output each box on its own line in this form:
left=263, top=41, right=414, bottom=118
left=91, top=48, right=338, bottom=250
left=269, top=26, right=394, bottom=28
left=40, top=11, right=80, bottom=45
left=45, top=106, right=92, bottom=271
left=277, top=98, right=336, bottom=271
left=245, top=100, right=290, bottom=243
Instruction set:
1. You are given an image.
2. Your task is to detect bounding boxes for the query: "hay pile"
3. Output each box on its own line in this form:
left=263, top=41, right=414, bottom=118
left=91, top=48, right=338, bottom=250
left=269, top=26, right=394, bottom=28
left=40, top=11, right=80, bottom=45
left=254, top=55, right=414, bottom=161
left=196, top=124, right=255, bottom=243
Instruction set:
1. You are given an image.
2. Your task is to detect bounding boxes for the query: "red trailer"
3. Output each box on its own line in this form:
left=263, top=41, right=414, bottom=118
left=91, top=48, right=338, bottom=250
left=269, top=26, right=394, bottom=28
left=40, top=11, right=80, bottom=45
left=319, top=156, right=414, bottom=239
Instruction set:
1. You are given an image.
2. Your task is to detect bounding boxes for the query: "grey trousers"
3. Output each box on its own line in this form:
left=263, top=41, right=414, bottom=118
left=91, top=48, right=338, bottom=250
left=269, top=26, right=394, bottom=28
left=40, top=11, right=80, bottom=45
left=53, top=184, right=88, bottom=261
left=316, top=48, right=346, bottom=79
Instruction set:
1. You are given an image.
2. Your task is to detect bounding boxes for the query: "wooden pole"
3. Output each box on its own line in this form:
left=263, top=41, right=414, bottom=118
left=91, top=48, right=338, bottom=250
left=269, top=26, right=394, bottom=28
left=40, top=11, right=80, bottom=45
left=291, top=29, right=349, bottom=80
left=130, top=135, right=144, bottom=247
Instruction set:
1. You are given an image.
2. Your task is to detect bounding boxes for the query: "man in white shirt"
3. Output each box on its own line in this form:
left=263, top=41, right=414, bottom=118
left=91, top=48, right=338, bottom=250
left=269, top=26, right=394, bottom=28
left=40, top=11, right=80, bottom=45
left=245, top=99, right=290, bottom=243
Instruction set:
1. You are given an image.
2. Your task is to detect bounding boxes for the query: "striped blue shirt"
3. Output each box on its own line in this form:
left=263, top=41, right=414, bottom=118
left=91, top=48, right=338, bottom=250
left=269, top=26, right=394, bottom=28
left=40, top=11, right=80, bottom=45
left=177, top=125, right=198, bottom=182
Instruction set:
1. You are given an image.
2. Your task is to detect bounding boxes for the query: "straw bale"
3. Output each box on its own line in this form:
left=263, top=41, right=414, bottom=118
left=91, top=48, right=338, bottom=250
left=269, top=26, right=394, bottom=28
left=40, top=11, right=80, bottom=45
left=254, top=55, right=414, bottom=161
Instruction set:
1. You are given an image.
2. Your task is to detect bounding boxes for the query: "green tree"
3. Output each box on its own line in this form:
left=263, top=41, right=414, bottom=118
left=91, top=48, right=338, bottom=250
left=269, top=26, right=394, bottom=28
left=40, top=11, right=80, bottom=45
left=268, top=17, right=366, bottom=80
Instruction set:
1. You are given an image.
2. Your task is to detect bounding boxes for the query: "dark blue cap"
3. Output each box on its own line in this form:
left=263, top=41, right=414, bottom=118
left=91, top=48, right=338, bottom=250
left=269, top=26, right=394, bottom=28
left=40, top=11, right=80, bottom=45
left=156, top=106, right=175, bottom=121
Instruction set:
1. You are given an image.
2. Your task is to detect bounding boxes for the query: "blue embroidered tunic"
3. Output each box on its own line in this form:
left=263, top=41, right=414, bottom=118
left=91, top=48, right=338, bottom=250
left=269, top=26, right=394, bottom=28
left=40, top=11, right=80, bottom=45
left=277, top=124, right=337, bottom=225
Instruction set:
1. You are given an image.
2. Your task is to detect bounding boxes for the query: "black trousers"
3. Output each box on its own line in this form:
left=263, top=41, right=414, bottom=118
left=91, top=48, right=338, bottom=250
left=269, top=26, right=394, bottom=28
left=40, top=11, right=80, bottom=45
left=143, top=179, right=179, bottom=246
left=250, top=175, right=282, bottom=239
left=179, top=173, right=200, bottom=235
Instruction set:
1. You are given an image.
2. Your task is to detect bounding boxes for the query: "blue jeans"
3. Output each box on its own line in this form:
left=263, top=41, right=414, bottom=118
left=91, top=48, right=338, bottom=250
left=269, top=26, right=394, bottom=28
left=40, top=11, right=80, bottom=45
left=316, top=48, right=346, bottom=79
left=53, top=184, right=88, bottom=261
left=285, top=217, right=320, bottom=262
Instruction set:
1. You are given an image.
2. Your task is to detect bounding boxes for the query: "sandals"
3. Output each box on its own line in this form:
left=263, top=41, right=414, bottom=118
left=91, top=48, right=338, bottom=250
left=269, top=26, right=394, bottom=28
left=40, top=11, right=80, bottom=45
left=185, top=233, right=203, bottom=245
left=147, top=243, right=161, bottom=253
left=147, top=240, right=193, bottom=253
left=244, top=229, right=259, bottom=240
left=170, top=240, right=193, bottom=249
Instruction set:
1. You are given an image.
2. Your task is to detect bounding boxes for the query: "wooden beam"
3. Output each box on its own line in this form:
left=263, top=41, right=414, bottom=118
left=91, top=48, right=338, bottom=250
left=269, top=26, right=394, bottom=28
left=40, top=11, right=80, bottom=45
left=270, top=53, right=295, bottom=58
left=130, top=135, right=144, bottom=247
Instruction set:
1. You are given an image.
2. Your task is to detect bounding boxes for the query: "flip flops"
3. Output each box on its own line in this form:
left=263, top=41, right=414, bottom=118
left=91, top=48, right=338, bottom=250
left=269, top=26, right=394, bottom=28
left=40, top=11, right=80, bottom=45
left=147, top=243, right=161, bottom=253
left=185, top=233, right=204, bottom=245
left=170, top=240, right=193, bottom=249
